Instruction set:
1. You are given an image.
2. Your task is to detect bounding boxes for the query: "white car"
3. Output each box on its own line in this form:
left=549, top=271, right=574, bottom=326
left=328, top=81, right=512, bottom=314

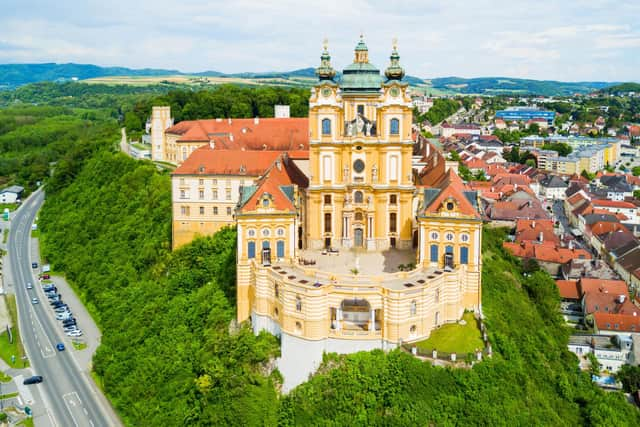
left=26, top=282, right=33, bottom=289
left=31, top=297, right=39, bottom=304
left=66, top=330, right=82, bottom=337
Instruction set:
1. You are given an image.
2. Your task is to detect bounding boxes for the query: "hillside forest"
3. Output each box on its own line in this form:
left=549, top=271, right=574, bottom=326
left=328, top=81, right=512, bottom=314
left=1, top=84, right=640, bottom=425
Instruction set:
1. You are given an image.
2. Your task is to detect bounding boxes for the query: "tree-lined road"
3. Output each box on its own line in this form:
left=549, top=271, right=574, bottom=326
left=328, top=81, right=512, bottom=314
left=7, top=190, right=116, bottom=427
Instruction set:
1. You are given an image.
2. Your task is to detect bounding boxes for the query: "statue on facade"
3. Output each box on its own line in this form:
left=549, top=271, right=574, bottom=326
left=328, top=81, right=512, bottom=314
left=356, top=115, right=364, bottom=134
left=372, top=164, right=378, bottom=182
left=343, top=165, right=349, bottom=182
left=346, top=122, right=354, bottom=136
left=365, top=121, right=372, bottom=136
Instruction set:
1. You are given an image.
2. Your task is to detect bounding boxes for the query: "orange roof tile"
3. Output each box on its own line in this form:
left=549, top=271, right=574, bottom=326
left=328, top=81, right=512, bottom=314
left=592, top=199, right=636, bottom=209
left=555, top=280, right=580, bottom=299
left=166, top=118, right=309, bottom=151
left=503, top=241, right=591, bottom=264
left=173, top=146, right=282, bottom=176
left=421, top=169, right=480, bottom=218
left=515, top=219, right=559, bottom=244
left=594, top=312, right=640, bottom=333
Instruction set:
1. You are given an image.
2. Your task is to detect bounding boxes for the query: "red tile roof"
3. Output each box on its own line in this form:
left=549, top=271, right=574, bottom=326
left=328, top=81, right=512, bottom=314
left=589, top=221, right=629, bottom=237
left=421, top=169, right=480, bottom=218
left=166, top=118, right=309, bottom=151
left=238, top=155, right=308, bottom=214
left=503, top=241, right=591, bottom=264
left=592, top=199, right=636, bottom=209
left=173, top=146, right=283, bottom=176
left=515, top=219, right=560, bottom=244
left=555, top=280, right=580, bottom=300
left=594, top=312, right=640, bottom=333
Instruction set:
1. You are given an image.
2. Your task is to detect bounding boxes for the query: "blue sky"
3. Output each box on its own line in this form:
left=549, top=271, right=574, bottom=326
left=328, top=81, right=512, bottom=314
left=1, top=0, right=639, bottom=81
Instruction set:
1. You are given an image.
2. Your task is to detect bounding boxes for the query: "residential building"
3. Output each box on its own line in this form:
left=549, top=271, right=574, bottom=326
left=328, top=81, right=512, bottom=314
left=0, top=185, right=24, bottom=204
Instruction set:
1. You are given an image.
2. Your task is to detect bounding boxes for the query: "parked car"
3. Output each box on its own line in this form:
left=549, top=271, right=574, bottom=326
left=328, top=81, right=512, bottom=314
left=62, top=320, right=76, bottom=327
left=56, top=343, right=65, bottom=351
left=31, top=297, right=38, bottom=304
left=66, top=330, right=82, bottom=337
left=56, top=313, right=72, bottom=320
left=23, top=375, right=43, bottom=385
left=31, top=262, right=38, bottom=269
left=41, top=274, right=50, bottom=280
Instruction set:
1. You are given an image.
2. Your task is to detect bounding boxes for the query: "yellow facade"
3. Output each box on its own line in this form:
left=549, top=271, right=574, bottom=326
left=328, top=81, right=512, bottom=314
left=235, top=38, right=483, bottom=352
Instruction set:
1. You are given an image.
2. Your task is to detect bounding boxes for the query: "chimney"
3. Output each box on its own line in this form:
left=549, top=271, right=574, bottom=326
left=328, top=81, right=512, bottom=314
left=209, top=141, right=215, bottom=149
left=228, top=118, right=232, bottom=124
left=254, top=117, right=259, bottom=125
left=275, top=159, right=282, bottom=171
left=514, top=183, right=518, bottom=190
left=531, top=220, right=536, bottom=229
left=539, top=231, right=543, bottom=242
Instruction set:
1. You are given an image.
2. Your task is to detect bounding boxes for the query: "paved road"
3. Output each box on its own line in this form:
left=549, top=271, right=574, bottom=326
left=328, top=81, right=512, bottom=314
left=7, top=190, right=117, bottom=427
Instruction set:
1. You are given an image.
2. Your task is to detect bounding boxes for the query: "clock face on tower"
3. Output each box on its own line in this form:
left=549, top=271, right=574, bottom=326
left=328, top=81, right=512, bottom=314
left=321, top=87, right=332, bottom=97
left=353, top=159, right=365, bottom=173
left=390, top=87, right=400, bottom=97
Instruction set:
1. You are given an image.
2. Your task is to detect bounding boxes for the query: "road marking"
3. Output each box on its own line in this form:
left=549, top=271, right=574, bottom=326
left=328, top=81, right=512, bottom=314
left=47, top=409, right=58, bottom=427
left=63, top=392, right=81, bottom=427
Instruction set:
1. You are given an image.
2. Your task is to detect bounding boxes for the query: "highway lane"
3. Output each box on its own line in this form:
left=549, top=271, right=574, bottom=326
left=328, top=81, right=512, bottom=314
left=8, top=190, right=113, bottom=427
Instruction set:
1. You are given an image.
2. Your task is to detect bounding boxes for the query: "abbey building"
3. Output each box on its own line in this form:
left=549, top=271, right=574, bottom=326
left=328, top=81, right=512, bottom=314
left=161, top=37, right=483, bottom=390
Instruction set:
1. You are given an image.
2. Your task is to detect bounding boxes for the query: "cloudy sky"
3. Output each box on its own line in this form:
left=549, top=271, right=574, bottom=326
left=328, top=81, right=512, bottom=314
left=1, top=0, right=639, bottom=81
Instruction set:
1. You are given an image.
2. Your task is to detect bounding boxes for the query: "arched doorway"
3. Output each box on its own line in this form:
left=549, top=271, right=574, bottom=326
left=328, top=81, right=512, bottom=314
left=412, top=230, right=418, bottom=249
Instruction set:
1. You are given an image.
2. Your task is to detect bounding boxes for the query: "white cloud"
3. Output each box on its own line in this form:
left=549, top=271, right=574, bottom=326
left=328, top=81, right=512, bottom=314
left=0, top=0, right=638, bottom=81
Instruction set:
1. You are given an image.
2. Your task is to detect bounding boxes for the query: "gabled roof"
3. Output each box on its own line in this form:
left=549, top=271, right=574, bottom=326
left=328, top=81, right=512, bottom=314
left=515, top=219, right=559, bottom=244
left=237, top=155, right=308, bottom=215
left=592, top=199, right=636, bottom=209
left=165, top=117, right=309, bottom=151
left=419, top=169, right=480, bottom=219
left=0, top=185, right=24, bottom=194
left=541, top=175, right=568, bottom=189
left=503, top=241, right=591, bottom=264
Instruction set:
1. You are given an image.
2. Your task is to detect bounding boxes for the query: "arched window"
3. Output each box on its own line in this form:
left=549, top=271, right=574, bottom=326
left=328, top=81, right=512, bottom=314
left=354, top=191, right=364, bottom=204
left=410, top=300, right=417, bottom=316
left=460, top=247, right=469, bottom=264
left=430, top=244, right=438, bottom=262
left=262, top=240, right=270, bottom=249
left=322, top=118, right=331, bottom=135
left=247, top=241, right=256, bottom=259
left=390, top=118, right=400, bottom=135
left=277, top=240, right=285, bottom=258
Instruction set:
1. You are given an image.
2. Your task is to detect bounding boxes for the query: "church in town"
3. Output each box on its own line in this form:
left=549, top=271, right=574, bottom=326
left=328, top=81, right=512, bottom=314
left=156, top=37, right=483, bottom=390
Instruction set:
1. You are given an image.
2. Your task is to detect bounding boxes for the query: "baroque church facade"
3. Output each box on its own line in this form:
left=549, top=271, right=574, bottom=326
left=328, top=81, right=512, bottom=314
left=166, top=38, right=483, bottom=390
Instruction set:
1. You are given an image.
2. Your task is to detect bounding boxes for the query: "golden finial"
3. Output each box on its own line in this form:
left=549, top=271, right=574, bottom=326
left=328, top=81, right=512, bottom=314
left=323, top=38, right=328, bottom=51
left=392, top=37, right=398, bottom=51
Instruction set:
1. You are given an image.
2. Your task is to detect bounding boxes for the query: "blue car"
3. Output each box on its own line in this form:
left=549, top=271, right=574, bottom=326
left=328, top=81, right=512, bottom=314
left=56, top=343, right=65, bottom=351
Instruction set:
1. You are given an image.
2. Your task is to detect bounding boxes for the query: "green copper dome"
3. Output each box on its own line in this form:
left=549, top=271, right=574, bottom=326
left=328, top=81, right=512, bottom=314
left=340, top=36, right=383, bottom=92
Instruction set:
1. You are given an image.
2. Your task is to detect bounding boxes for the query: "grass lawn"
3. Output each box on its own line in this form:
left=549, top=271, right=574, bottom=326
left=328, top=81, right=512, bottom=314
left=90, top=371, right=105, bottom=392
left=30, top=229, right=39, bottom=238
left=0, top=371, right=11, bottom=382
left=72, top=341, right=87, bottom=351
left=415, top=312, right=484, bottom=354
left=2, top=228, right=7, bottom=243
left=0, top=295, right=29, bottom=368
left=0, top=391, right=19, bottom=399
left=18, top=417, right=34, bottom=427
left=0, top=203, right=18, bottom=212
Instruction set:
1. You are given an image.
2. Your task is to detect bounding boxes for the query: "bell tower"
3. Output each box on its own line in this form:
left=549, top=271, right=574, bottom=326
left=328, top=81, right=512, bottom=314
left=307, top=37, right=414, bottom=251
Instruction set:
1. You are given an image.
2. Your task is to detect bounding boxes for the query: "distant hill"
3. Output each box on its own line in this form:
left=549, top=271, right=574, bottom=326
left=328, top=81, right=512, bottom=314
left=598, top=82, right=640, bottom=94
left=0, top=63, right=622, bottom=96
left=425, top=76, right=617, bottom=97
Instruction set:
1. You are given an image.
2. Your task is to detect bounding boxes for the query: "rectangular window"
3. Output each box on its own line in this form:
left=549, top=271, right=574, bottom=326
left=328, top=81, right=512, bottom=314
left=199, top=190, right=204, bottom=199
left=226, top=189, right=232, bottom=200
left=180, top=206, right=190, bottom=216
left=248, top=241, right=256, bottom=259
left=212, top=189, right=218, bottom=200
left=324, top=195, right=332, bottom=205
left=460, top=247, right=469, bottom=264
left=324, top=213, right=332, bottom=233
left=199, top=206, right=205, bottom=215
left=180, top=189, right=186, bottom=199
left=212, top=179, right=217, bottom=185
left=213, top=207, right=218, bottom=215
left=430, top=244, right=438, bottom=262
left=390, top=194, right=397, bottom=205
left=389, top=212, right=397, bottom=233
left=389, top=155, right=399, bottom=181
left=227, top=207, right=232, bottom=215
left=199, top=179, right=204, bottom=185
left=179, top=178, right=185, bottom=185
left=357, top=105, right=364, bottom=115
